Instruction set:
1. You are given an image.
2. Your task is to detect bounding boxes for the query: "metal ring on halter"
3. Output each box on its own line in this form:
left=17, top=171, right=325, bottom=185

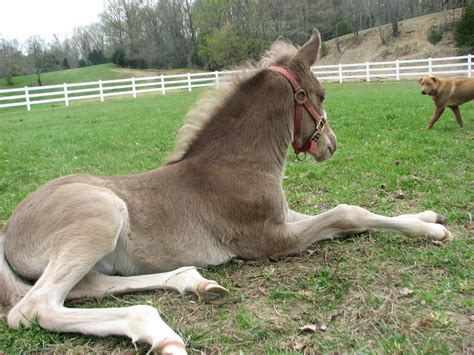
left=296, top=151, right=307, bottom=161
left=294, top=89, right=307, bottom=104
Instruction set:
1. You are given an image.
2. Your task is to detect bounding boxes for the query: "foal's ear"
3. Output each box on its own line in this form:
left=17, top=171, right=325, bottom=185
left=292, top=29, right=321, bottom=69
left=417, top=77, right=423, bottom=84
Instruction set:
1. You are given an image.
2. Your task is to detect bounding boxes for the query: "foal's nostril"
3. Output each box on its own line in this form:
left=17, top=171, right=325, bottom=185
left=328, top=144, right=336, bottom=155
left=328, top=134, right=337, bottom=154
left=421, top=91, right=426, bottom=95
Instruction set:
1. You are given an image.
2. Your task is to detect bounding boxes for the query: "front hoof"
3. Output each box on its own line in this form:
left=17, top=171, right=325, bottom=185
left=430, top=224, right=454, bottom=242
left=435, top=213, right=445, bottom=225
left=196, top=281, right=230, bottom=305
left=440, top=228, right=454, bottom=242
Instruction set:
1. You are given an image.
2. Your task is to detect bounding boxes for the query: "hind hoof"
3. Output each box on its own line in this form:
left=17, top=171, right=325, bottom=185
left=196, top=281, right=230, bottom=305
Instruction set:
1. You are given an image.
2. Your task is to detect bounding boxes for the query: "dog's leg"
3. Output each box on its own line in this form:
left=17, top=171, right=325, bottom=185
left=68, top=267, right=229, bottom=305
left=449, top=105, right=464, bottom=127
left=427, top=106, right=445, bottom=129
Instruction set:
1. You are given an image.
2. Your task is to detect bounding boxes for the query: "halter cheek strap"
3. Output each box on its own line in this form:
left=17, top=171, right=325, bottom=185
left=268, top=66, right=326, bottom=160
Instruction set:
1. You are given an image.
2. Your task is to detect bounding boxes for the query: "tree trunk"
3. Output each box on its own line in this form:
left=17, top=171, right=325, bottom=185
left=391, top=16, right=399, bottom=36
left=36, top=67, right=42, bottom=86
left=390, top=0, right=399, bottom=37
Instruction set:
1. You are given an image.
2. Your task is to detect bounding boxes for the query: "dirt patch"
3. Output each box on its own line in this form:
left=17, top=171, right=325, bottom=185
left=111, top=68, right=160, bottom=78
left=111, top=67, right=206, bottom=78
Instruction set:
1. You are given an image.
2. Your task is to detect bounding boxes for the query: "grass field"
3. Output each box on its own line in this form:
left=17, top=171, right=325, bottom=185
left=0, top=81, right=472, bottom=354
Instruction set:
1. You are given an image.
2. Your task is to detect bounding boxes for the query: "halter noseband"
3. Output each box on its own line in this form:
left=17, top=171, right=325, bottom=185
left=269, top=66, right=326, bottom=160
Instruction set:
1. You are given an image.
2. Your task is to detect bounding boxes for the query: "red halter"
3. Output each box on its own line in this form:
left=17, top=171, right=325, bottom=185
left=269, top=66, right=326, bottom=160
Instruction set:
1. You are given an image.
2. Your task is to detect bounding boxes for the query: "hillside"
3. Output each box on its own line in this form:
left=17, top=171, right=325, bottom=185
left=0, top=64, right=204, bottom=90
left=319, top=8, right=463, bottom=65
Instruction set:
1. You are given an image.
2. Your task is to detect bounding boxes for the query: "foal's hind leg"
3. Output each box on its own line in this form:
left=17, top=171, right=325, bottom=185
left=7, top=208, right=186, bottom=353
left=69, top=267, right=229, bottom=304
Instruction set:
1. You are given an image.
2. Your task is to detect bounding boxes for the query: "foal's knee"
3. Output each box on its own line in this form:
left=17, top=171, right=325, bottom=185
left=333, top=204, right=370, bottom=229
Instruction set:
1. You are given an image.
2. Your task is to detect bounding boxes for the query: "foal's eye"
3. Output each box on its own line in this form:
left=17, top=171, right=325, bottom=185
left=319, top=94, right=325, bottom=102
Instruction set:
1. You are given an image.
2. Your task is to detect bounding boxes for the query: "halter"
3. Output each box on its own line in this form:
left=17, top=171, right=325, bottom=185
left=269, top=66, right=326, bottom=161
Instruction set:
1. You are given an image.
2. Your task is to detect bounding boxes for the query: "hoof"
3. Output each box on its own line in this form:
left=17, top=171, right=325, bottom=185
left=156, top=340, right=187, bottom=355
left=440, top=228, right=454, bottom=242
left=435, top=214, right=445, bottom=225
left=196, top=281, right=230, bottom=305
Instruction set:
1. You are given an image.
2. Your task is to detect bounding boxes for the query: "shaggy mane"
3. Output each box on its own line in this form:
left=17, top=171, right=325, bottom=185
left=165, top=38, right=299, bottom=165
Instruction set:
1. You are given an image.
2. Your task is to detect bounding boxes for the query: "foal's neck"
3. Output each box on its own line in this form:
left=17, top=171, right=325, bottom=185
left=182, top=71, right=294, bottom=176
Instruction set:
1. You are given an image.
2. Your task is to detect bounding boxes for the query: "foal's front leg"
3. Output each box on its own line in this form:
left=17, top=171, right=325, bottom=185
left=282, top=205, right=451, bottom=254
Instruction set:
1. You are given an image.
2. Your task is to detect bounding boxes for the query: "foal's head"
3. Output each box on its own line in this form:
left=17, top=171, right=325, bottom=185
left=268, top=29, right=337, bottom=162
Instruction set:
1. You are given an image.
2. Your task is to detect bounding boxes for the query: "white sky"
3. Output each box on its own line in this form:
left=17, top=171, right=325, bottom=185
left=0, top=0, right=104, bottom=45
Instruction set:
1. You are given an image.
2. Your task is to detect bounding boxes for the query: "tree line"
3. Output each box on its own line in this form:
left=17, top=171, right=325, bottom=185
left=0, top=0, right=471, bottom=86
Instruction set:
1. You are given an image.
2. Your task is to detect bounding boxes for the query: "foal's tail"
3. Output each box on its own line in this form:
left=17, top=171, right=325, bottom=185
left=0, top=233, right=30, bottom=307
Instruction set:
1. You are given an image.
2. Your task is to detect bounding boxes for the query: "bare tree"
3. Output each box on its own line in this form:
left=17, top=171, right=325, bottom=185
left=27, top=36, right=47, bottom=86
left=72, top=24, right=106, bottom=64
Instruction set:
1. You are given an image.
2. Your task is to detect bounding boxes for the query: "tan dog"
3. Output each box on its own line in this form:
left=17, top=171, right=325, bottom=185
left=418, top=76, right=474, bottom=128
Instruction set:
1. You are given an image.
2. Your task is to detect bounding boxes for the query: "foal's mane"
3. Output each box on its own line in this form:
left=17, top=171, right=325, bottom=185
left=166, top=39, right=298, bottom=165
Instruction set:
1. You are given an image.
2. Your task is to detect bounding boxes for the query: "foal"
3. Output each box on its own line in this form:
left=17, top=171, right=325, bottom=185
left=1, top=29, right=451, bottom=354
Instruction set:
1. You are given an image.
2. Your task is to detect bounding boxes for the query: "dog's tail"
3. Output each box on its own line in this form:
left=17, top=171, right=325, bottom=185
left=0, top=233, right=30, bottom=307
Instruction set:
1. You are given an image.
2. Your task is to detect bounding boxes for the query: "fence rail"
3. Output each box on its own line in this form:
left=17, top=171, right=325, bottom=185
left=1, top=54, right=472, bottom=111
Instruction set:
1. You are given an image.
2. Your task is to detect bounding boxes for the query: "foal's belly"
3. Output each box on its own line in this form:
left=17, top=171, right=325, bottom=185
left=96, top=224, right=237, bottom=276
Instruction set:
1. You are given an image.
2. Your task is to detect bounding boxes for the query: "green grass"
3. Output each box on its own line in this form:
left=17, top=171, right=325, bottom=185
left=0, top=81, right=473, bottom=353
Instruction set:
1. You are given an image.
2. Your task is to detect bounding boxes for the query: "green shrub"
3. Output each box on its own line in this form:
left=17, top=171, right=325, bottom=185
left=320, top=42, right=329, bottom=57
left=427, top=27, right=443, bottom=45
left=454, top=5, right=474, bottom=53
left=381, top=49, right=392, bottom=59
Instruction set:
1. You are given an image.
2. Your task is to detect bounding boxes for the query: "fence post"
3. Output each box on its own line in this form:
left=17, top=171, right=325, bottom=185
left=63, top=83, right=69, bottom=107
left=215, top=71, right=219, bottom=86
left=366, top=62, right=370, bottom=82
left=161, top=74, right=165, bottom=95
left=338, top=63, right=343, bottom=83
left=428, top=57, right=432, bottom=76
left=99, top=80, right=104, bottom=102
left=132, top=77, right=137, bottom=98
left=468, top=54, right=472, bottom=78
left=24, top=86, right=31, bottom=111
left=187, top=73, right=191, bottom=92
left=395, top=60, right=400, bottom=81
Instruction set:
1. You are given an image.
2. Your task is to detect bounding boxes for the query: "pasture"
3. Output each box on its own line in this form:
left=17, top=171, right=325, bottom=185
left=0, top=81, right=472, bottom=353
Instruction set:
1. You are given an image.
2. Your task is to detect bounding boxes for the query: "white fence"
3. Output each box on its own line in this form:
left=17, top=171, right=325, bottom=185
left=0, top=54, right=472, bottom=111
